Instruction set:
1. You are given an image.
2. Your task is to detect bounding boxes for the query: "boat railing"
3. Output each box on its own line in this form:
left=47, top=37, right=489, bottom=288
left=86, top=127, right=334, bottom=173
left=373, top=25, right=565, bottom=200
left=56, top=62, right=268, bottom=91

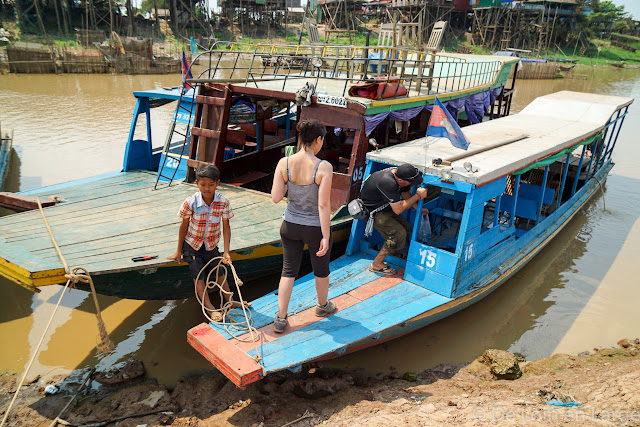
left=187, top=49, right=502, bottom=98
left=205, top=40, right=467, bottom=62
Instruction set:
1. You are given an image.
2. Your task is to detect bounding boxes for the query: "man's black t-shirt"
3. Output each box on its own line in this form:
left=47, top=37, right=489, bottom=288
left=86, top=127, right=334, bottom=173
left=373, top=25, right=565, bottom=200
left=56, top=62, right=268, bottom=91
left=360, top=168, right=410, bottom=212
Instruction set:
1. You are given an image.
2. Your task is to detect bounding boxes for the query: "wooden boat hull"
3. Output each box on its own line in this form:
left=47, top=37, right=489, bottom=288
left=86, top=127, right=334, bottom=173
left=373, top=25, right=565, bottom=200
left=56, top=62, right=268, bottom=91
left=69, top=232, right=350, bottom=300
left=187, top=90, right=632, bottom=388
left=321, top=161, right=613, bottom=360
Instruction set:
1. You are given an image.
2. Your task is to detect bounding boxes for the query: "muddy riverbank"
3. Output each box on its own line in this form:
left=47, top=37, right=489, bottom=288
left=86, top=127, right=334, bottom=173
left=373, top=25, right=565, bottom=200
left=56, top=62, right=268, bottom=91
left=2, top=339, right=639, bottom=426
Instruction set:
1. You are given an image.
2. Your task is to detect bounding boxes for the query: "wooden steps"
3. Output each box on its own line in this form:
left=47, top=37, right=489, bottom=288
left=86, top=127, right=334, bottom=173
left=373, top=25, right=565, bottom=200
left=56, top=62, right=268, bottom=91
left=186, top=84, right=233, bottom=182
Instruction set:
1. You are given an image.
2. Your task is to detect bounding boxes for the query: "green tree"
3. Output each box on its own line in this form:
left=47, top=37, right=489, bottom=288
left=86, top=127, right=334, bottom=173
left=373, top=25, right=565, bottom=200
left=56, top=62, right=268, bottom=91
left=589, top=0, right=628, bottom=35
left=589, top=1, right=628, bottom=24
left=613, top=20, right=630, bottom=33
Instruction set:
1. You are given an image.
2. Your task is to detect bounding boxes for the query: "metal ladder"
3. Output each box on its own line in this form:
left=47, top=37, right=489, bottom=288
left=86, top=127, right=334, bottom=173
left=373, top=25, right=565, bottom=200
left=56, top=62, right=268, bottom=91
left=153, top=84, right=197, bottom=190
left=153, top=81, right=233, bottom=189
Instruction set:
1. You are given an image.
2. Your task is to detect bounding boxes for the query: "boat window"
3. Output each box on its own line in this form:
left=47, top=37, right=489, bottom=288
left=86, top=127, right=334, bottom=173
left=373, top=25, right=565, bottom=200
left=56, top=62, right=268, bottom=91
left=321, top=127, right=353, bottom=174
left=496, top=169, right=563, bottom=237
left=418, top=186, right=465, bottom=254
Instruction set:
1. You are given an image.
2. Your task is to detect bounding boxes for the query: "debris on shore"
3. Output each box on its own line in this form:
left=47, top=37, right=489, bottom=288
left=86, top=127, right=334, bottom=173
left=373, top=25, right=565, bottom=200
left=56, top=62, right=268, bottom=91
left=2, top=339, right=639, bottom=426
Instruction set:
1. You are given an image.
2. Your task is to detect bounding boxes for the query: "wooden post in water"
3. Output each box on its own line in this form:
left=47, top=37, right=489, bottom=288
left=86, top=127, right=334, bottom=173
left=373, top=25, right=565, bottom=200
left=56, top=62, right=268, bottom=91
left=126, top=0, right=135, bottom=37
left=85, top=1, right=89, bottom=45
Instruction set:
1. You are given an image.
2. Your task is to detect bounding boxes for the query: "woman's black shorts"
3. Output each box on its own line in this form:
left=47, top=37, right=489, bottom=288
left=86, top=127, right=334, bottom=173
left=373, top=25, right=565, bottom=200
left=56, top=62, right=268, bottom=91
left=280, top=220, right=331, bottom=278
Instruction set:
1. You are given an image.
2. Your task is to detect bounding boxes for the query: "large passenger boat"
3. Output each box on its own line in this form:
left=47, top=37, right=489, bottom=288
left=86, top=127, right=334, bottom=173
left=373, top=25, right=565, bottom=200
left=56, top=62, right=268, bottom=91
left=188, top=91, right=632, bottom=388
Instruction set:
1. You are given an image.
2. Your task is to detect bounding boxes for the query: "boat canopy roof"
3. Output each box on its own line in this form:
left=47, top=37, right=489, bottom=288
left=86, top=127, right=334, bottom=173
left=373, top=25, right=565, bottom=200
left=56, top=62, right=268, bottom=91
left=366, top=91, right=634, bottom=187
left=132, top=87, right=194, bottom=101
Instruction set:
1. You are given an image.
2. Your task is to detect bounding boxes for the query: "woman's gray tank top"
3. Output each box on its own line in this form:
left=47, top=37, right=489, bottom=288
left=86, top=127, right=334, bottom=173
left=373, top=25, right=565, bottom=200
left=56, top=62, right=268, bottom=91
left=283, top=158, right=323, bottom=227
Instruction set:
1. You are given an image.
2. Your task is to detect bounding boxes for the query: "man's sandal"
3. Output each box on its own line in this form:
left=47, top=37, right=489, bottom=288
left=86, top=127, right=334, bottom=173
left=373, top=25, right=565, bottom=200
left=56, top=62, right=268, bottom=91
left=368, top=264, right=396, bottom=275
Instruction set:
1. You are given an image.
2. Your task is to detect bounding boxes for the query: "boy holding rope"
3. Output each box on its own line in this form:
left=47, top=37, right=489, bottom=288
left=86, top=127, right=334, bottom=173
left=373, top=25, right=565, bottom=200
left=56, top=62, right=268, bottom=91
left=167, top=164, right=241, bottom=316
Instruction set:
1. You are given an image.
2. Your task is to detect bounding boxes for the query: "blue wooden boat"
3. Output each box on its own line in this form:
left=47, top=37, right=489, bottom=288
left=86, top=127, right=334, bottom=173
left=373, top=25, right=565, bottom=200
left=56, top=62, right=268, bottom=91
left=188, top=90, right=632, bottom=388
left=0, top=48, right=519, bottom=299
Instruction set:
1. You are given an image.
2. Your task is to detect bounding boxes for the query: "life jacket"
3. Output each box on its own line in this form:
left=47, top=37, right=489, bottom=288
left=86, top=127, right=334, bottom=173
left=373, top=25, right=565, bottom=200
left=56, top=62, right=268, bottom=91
left=348, top=76, right=408, bottom=100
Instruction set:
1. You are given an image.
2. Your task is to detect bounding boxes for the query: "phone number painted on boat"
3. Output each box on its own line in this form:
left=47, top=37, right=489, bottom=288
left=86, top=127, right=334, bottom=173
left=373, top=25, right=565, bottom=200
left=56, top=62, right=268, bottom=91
left=316, top=94, right=347, bottom=108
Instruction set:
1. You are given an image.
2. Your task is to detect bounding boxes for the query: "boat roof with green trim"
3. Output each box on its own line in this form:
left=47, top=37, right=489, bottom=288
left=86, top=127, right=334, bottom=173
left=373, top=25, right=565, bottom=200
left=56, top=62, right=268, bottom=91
left=366, top=91, right=634, bottom=186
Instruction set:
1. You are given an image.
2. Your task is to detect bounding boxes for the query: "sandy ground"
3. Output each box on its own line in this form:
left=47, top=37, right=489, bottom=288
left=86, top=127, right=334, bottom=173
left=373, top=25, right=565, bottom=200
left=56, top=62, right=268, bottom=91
left=1, top=339, right=639, bottom=427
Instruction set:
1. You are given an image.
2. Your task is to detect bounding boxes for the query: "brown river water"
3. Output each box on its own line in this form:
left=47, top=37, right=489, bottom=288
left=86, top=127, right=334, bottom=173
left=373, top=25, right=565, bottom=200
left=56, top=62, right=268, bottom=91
left=0, top=68, right=639, bottom=387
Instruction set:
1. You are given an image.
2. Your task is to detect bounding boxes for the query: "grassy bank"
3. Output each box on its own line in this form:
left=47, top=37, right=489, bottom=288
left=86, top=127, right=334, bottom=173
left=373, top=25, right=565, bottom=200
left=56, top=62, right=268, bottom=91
left=461, top=33, right=640, bottom=67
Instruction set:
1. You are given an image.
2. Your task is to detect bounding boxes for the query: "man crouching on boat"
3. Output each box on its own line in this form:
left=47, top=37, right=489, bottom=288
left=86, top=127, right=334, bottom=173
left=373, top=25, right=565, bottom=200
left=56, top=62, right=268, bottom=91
left=167, top=164, right=242, bottom=318
left=360, top=164, right=427, bottom=275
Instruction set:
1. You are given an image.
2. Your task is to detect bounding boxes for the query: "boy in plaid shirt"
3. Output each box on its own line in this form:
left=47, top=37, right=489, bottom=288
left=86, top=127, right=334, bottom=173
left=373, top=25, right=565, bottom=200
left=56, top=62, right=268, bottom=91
left=167, top=164, right=239, bottom=312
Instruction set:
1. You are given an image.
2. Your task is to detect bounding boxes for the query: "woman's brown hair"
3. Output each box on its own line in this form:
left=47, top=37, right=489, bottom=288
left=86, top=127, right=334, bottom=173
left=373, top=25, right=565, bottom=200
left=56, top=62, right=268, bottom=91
left=296, top=119, right=327, bottom=149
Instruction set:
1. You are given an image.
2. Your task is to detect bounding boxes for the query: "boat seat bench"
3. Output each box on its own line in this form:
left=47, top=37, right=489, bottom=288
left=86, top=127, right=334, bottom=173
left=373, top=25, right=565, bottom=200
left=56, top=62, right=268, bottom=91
left=430, top=207, right=463, bottom=222
left=225, top=171, right=269, bottom=187
left=500, top=183, right=555, bottom=222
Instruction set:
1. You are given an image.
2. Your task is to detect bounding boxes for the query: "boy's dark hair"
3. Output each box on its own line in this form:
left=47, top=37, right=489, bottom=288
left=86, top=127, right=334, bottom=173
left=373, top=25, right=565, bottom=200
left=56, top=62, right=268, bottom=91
left=195, top=164, right=220, bottom=181
left=296, top=119, right=327, bottom=149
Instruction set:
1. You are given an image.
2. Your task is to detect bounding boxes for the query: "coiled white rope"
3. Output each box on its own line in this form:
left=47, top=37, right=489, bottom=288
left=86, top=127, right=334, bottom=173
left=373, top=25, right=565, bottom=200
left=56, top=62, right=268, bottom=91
left=194, top=257, right=266, bottom=370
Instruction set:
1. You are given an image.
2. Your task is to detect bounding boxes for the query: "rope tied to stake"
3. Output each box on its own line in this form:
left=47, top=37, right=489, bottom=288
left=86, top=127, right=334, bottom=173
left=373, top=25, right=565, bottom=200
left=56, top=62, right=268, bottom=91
left=35, top=196, right=114, bottom=355
left=64, top=266, right=114, bottom=355
left=194, top=256, right=266, bottom=372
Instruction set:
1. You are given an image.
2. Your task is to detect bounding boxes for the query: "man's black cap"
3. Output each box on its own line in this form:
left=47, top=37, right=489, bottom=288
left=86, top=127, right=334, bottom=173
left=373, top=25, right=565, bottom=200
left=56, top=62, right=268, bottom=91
left=396, top=164, right=423, bottom=186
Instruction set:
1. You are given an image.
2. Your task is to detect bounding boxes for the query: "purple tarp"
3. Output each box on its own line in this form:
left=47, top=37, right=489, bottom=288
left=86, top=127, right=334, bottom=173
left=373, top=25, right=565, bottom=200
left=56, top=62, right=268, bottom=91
left=363, top=86, right=504, bottom=136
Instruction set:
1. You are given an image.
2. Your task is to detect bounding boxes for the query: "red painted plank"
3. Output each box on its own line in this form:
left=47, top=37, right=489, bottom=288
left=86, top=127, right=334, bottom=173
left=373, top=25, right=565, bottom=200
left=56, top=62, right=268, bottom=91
left=195, top=95, right=226, bottom=106
left=191, top=127, right=221, bottom=139
left=348, top=274, right=402, bottom=300
left=264, top=119, right=279, bottom=133
left=187, top=323, right=263, bottom=388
